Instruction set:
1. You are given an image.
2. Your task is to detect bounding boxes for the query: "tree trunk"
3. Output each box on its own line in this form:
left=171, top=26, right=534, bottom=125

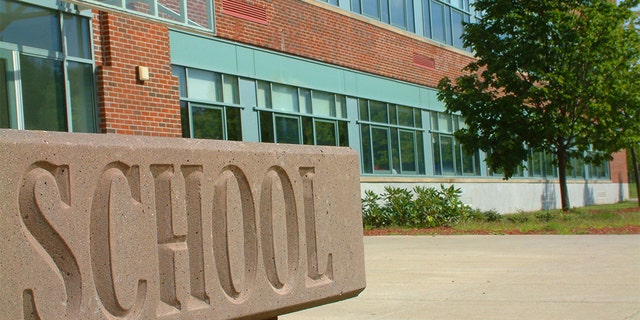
left=557, top=147, right=571, bottom=212
left=631, top=145, right=640, bottom=207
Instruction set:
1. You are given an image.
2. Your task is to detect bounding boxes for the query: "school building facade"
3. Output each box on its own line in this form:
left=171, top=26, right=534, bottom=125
left=0, top=0, right=630, bottom=213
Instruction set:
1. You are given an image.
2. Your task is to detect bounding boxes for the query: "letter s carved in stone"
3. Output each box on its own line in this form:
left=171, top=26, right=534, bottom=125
left=18, top=162, right=81, bottom=319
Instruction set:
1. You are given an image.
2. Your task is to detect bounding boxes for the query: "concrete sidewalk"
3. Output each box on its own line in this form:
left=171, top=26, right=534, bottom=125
left=282, top=235, right=640, bottom=320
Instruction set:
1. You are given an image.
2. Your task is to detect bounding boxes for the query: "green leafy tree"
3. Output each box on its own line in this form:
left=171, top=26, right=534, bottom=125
left=438, top=0, right=640, bottom=211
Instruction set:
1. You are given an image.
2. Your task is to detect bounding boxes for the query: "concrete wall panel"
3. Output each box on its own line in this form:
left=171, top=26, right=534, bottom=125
left=0, top=129, right=365, bottom=319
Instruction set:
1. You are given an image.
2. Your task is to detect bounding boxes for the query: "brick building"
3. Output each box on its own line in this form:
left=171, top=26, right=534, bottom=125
left=0, top=0, right=629, bottom=212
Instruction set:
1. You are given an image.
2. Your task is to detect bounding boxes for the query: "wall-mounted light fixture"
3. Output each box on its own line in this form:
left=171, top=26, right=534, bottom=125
left=137, top=66, right=150, bottom=82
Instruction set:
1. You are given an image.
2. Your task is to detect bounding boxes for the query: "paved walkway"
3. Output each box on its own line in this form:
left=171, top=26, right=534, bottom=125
left=282, top=235, right=640, bottom=320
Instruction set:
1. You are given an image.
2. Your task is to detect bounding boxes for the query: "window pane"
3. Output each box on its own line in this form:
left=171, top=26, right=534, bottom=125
left=63, top=14, right=91, bottom=59
left=191, top=105, right=223, bottom=139
left=362, top=0, right=380, bottom=18
left=0, top=1, right=61, bottom=52
left=400, top=130, right=416, bottom=172
left=431, top=1, right=446, bottom=42
left=126, top=0, right=154, bottom=14
left=21, top=55, right=66, bottom=131
left=180, top=101, right=190, bottom=137
left=315, top=120, right=337, bottom=146
left=359, top=99, right=369, bottom=121
left=440, top=135, right=455, bottom=174
left=172, top=66, right=187, bottom=98
left=187, top=0, right=211, bottom=29
left=361, top=124, right=373, bottom=173
left=67, top=61, right=96, bottom=133
left=275, top=116, right=300, bottom=144
left=257, top=81, right=271, bottom=108
left=371, top=127, right=390, bottom=172
left=312, top=91, right=334, bottom=117
left=388, top=104, right=397, bottom=125
left=158, top=0, right=186, bottom=23
left=423, top=0, right=432, bottom=38
left=433, top=134, right=442, bottom=175
left=352, top=0, right=361, bottom=14
left=414, top=108, right=422, bottom=128
left=302, top=116, right=314, bottom=145
left=369, top=101, right=388, bottom=123
left=222, top=75, right=239, bottom=104
left=451, top=10, right=467, bottom=48
left=335, top=95, right=346, bottom=118
left=390, top=0, right=406, bottom=27
left=226, top=107, right=242, bottom=141
left=187, top=69, right=221, bottom=102
left=339, top=121, right=349, bottom=147
left=272, top=84, right=299, bottom=112
left=260, top=111, right=274, bottom=142
left=461, top=144, right=476, bottom=175
left=438, top=113, right=452, bottom=132
left=299, top=89, right=312, bottom=114
left=530, top=151, right=543, bottom=176
left=397, top=105, right=413, bottom=127
left=417, top=133, right=425, bottom=174
left=391, top=128, right=400, bottom=173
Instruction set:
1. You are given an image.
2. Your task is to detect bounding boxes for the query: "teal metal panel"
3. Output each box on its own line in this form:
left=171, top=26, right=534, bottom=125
left=170, top=31, right=239, bottom=74
left=346, top=97, right=361, bottom=151
left=422, top=111, right=435, bottom=175
left=252, top=49, right=346, bottom=93
left=352, top=73, right=424, bottom=107
left=425, top=89, right=446, bottom=112
left=238, top=78, right=260, bottom=142
left=236, top=46, right=256, bottom=77
left=169, top=31, right=444, bottom=110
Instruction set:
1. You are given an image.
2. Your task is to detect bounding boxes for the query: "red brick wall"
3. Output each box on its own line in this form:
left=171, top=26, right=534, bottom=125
left=93, top=11, right=182, bottom=137
left=610, top=151, right=628, bottom=183
left=214, top=0, right=474, bottom=88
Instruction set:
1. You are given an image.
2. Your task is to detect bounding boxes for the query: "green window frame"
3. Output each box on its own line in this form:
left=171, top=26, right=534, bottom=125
left=172, top=65, right=243, bottom=140
left=359, top=99, right=425, bottom=175
left=430, top=112, right=480, bottom=176
left=0, top=0, right=98, bottom=133
left=255, top=80, right=349, bottom=147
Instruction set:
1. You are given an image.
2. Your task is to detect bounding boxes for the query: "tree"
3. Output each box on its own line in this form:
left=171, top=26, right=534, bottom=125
left=438, top=0, right=640, bottom=211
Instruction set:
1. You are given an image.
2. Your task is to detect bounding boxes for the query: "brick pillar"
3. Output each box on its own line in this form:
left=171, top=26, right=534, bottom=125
left=93, top=11, right=182, bottom=137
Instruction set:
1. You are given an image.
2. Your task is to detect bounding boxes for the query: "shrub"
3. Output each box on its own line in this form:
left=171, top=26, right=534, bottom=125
left=469, top=209, right=502, bottom=222
left=362, top=185, right=474, bottom=228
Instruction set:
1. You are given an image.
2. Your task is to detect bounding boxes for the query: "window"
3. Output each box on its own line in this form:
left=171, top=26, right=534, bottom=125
left=422, top=0, right=471, bottom=50
left=360, top=100, right=425, bottom=175
left=256, top=80, right=349, bottom=146
left=0, top=0, right=97, bottom=132
left=430, top=112, right=480, bottom=176
left=172, top=66, right=242, bottom=140
left=76, top=0, right=214, bottom=31
left=352, top=0, right=415, bottom=31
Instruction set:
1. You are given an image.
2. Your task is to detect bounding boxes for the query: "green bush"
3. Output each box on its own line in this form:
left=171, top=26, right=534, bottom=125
left=469, top=209, right=502, bottom=222
left=362, top=185, right=474, bottom=228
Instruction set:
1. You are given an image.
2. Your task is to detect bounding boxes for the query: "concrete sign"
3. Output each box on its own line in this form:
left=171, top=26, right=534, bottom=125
left=0, top=129, right=366, bottom=319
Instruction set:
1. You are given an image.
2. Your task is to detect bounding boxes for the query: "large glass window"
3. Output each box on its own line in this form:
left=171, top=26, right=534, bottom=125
left=352, top=0, right=415, bottom=31
left=360, top=100, right=424, bottom=175
left=172, top=66, right=242, bottom=141
left=430, top=112, right=480, bottom=176
left=0, top=0, right=97, bottom=132
left=256, top=80, right=349, bottom=147
left=422, top=0, right=471, bottom=50
left=74, top=0, right=214, bottom=31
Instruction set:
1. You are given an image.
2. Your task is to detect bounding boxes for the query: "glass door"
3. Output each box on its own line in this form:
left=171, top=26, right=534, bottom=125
left=0, top=49, right=18, bottom=129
